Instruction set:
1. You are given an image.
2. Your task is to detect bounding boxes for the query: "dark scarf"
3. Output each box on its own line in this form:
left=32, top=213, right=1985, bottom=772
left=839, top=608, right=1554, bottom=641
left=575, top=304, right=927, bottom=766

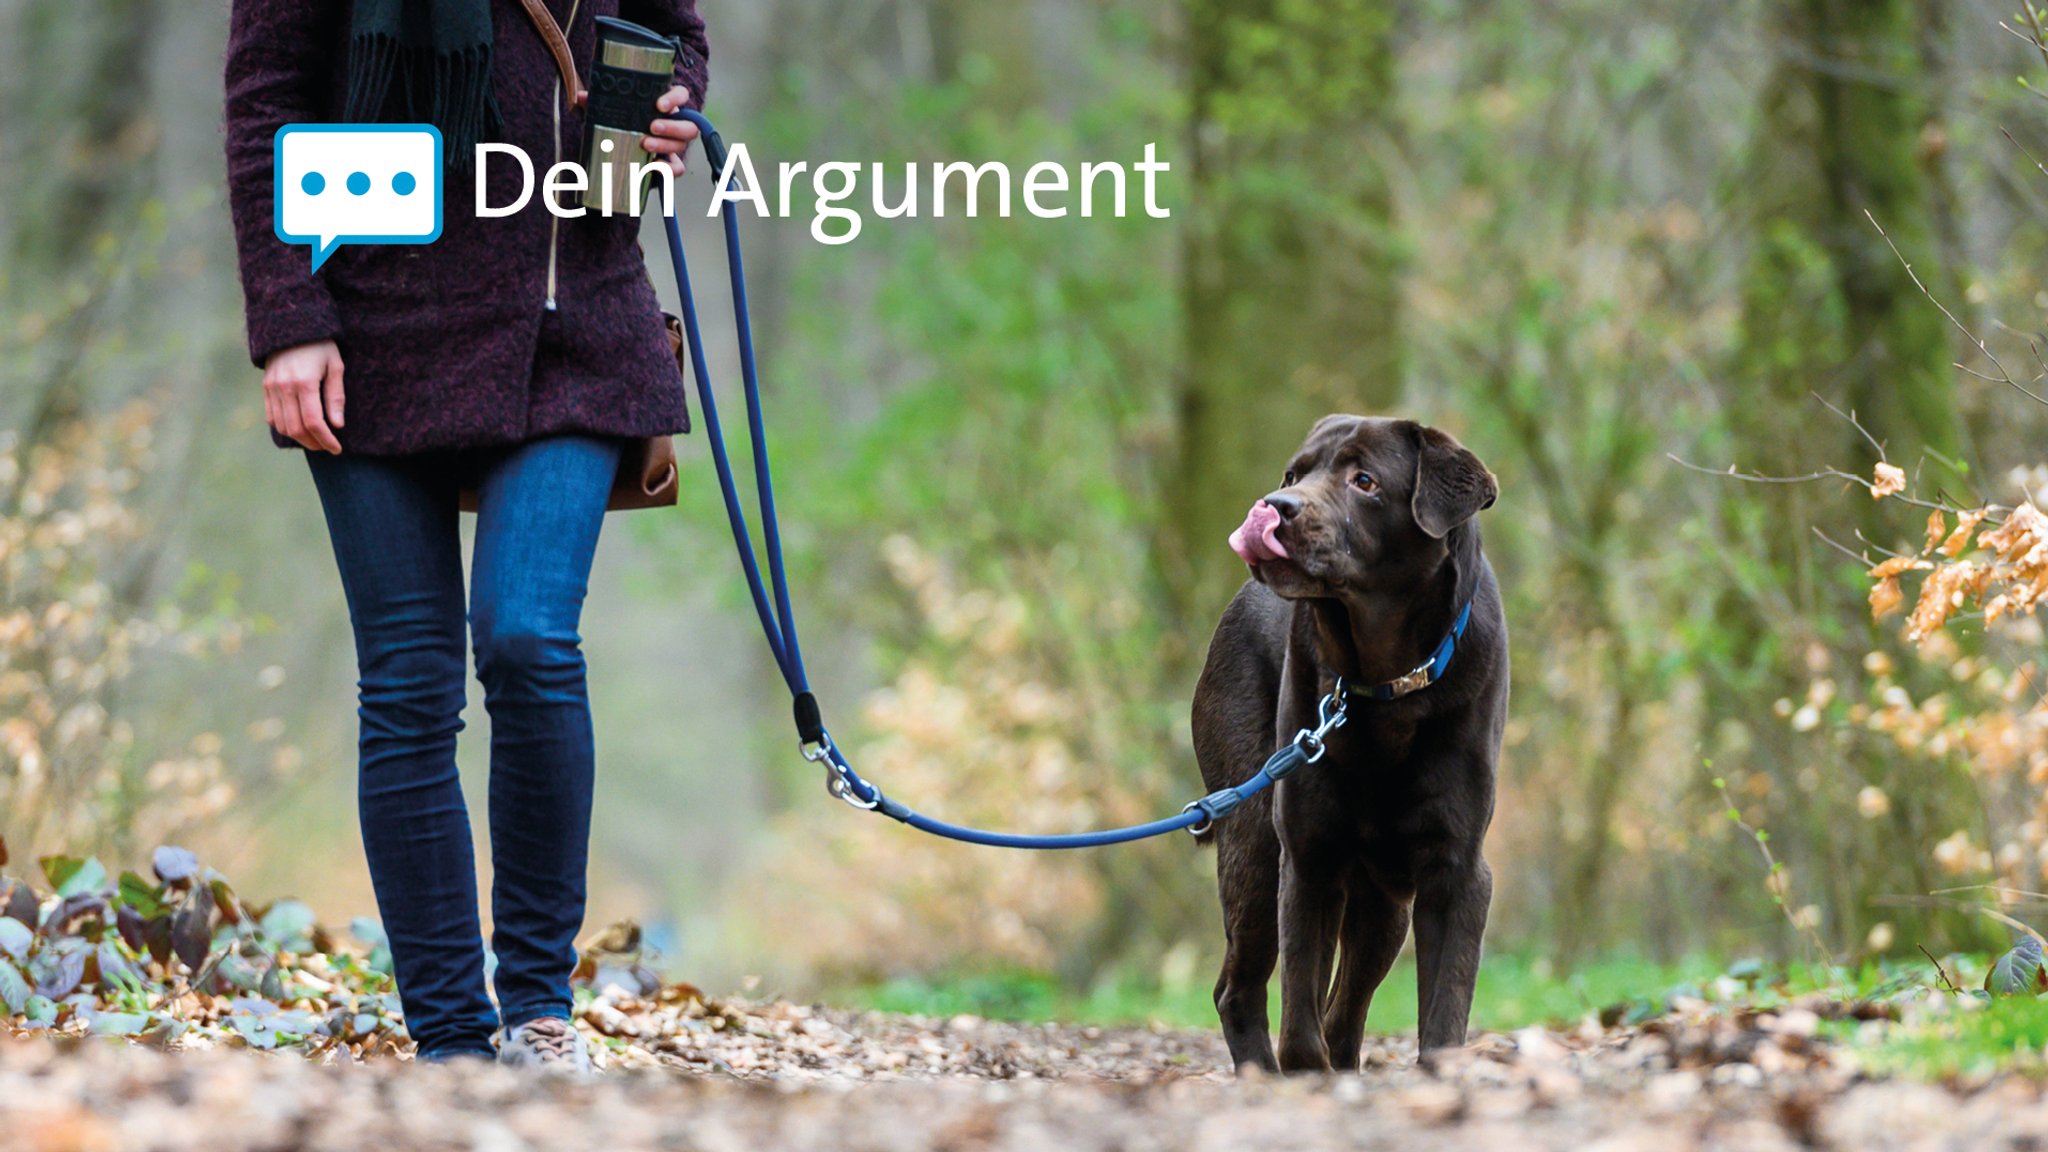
left=343, top=0, right=500, bottom=166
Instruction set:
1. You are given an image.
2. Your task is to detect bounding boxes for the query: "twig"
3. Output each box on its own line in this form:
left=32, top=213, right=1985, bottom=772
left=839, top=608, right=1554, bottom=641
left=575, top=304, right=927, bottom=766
left=1864, top=209, right=2046, bottom=407
left=1984, top=325, right=2048, bottom=399
left=1667, top=454, right=1970, bottom=515
left=1979, top=905, right=2048, bottom=947
left=1852, top=528, right=1908, bottom=560
left=2010, top=662, right=2048, bottom=718
left=1666, top=457, right=1862, bottom=486
left=1714, top=776, right=1839, bottom=976
left=1812, top=392, right=1886, bottom=460
left=2000, top=20, right=2048, bottom=62
left=2021, top=1, right=2048, bottom=78
left=1811, top=527, right=1871, bottom=566
left=1671, top=391, right=1974, bottom=510
left=1918, top=944, right=1963, bottom=994
left=1930, top=883, right=2048, bottom=901
left=1957, top=363, right=2015, bottom=385
left=1876, top=893, right=2048, bottom=912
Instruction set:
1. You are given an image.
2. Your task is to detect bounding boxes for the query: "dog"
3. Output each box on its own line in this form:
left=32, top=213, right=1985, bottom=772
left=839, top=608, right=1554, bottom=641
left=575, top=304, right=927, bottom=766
left=1191, top=414, right=1507, bottom=1074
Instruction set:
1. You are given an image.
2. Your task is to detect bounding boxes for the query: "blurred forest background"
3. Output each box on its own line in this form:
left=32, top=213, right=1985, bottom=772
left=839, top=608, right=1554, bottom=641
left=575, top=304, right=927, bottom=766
left=5, top=0, right=2048, bottom=1006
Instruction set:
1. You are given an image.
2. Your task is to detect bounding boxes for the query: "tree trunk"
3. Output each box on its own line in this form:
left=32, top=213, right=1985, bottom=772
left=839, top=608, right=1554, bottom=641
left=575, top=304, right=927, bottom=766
left=1734, top=0, right=1956, bottom=467
left=2, top=0, right=163, bottom=442
left=1163, top=0, right=1403, bottom=629
left=1711, top=0, right=1960, bottom=953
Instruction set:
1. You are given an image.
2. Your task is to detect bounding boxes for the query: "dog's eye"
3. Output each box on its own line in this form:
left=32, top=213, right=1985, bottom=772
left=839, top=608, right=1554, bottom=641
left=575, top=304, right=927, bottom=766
left=1352, top=471, right=1379, bottom=494
left=1282, top=470, right=1297, bottom=487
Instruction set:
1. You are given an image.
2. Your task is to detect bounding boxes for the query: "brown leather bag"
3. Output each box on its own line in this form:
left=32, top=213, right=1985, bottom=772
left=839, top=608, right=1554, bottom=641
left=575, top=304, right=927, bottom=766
left=459, top=0, right=683, bottom=514
left=614, top=318, right=686, bottom=511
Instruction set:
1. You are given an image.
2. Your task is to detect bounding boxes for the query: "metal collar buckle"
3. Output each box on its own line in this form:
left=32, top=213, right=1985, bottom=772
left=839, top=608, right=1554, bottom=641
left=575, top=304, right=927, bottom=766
left=1384, top=663, right=1434, bottom=698
left=1345, top=600, right=1472, bottom=702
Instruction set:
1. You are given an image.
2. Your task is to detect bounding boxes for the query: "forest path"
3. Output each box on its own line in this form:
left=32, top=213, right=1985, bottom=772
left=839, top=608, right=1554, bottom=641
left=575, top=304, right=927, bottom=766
left=6, top=998, right=2043, bottom=1150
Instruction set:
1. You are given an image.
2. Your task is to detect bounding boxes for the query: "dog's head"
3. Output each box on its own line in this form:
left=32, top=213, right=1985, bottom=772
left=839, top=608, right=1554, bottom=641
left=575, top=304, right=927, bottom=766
left=1229, top=416, right=1497, bottom=600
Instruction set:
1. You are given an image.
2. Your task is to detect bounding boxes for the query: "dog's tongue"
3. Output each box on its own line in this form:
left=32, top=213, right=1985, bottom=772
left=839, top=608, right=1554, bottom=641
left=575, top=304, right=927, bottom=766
left=1229, top=501, right=1290, bottom=564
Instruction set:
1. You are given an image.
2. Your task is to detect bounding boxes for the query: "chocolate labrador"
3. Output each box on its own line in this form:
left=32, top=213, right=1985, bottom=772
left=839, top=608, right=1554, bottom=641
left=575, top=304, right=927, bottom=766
left=1191, top=415, right=1506, bottom=1074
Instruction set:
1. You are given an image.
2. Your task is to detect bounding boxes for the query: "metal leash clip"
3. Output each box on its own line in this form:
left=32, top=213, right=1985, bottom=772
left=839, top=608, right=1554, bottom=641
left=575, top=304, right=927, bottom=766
left=1182, top=686, right=1351, bottom=837
left=806, top=734, right=881, bottom=811
left=1291, top=685, right=1350, bottom=763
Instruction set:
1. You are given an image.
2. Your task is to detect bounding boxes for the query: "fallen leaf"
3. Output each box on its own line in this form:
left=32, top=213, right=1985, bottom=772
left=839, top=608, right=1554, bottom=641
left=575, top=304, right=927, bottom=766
left=88, top=1011, right=150, bottom=1038
left=31, top=944, right=85, bottom=1000
left=0, top=918, right=31, bottom=962
left=0, top=960, right=28, bottom=1014
left=2, top=881, right=36, bottom=928
left=151, top=846, right=199, bottom=885
left=170, top=896, right=212, bottom=974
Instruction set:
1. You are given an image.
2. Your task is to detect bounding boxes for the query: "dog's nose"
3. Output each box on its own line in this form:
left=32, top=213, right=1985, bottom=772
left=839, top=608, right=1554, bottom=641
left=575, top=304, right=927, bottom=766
left=1262, top=491, right=1303, bottom=521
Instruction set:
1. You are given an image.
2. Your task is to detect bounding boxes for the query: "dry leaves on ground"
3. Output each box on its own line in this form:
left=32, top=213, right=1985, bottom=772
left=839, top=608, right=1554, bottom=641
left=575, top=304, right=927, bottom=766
left=11, top=844, right=2048, bottom=1148
left=6, top=997, right=2048, bottom=1152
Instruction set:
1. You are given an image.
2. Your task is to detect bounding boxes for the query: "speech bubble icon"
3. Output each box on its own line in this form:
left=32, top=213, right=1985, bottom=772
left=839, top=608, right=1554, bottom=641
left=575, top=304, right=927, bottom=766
left=274, top=125, right=443, bottom=273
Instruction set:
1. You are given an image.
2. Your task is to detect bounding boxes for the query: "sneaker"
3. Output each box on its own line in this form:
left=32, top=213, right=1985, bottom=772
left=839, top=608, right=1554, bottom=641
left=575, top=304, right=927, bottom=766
left=495, top=1016, right=594, bottom=1075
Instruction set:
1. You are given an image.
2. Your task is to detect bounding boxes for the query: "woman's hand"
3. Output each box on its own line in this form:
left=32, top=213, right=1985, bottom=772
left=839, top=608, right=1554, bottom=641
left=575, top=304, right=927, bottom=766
left=644, top=87, right=702, bottom=177
left=263, top=339, right=345, bottom=454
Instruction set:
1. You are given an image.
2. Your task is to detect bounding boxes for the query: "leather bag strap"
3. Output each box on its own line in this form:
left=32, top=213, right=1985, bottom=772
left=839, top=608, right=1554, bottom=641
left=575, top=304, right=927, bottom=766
left=512, top=0, right=588, bottom=109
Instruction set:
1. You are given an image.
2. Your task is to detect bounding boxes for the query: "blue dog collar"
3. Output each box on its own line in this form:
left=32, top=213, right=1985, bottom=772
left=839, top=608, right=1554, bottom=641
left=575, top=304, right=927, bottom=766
left=1343, top=601, right=1473, bottom=702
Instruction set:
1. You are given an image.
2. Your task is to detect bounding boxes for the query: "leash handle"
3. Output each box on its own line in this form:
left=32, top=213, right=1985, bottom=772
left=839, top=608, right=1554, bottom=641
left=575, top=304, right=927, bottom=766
left=670, top=109, right=730, bottom=183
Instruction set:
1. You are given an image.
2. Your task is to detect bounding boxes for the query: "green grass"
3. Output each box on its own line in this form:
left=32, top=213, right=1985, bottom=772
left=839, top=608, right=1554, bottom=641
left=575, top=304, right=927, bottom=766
left=1850, top=997, right=2048, bottom=1080
left=831, top=942, right=2048, bottom=1074
left=836, top=952, right=1724, bottom=1034
left=837, top=951, right=2048, bottom=1079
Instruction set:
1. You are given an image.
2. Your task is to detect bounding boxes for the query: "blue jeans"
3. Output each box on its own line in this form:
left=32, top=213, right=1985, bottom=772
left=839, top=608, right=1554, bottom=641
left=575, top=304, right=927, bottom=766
left=306, top=435, right=623, bottom=1059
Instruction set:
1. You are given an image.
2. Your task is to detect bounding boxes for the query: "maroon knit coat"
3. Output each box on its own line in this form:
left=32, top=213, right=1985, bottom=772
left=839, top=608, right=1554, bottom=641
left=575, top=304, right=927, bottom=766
left=225, top=0, right=709, bottom=454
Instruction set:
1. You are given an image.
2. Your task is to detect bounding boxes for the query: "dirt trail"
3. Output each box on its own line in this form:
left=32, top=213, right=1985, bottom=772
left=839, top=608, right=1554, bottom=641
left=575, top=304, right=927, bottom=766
left=5, top=1002, right=2044, bottom=1151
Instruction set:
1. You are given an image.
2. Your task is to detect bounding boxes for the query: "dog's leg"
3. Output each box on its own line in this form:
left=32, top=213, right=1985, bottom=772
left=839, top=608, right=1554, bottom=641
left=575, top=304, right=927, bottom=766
left=1275, top=846, right=1343, bottom=1073
left=1212, top=817, right=1281, bottom=1073
left=1321, top=873, right=1409, bottom=1072
left=1413, top=856, right=1493, bottom=1052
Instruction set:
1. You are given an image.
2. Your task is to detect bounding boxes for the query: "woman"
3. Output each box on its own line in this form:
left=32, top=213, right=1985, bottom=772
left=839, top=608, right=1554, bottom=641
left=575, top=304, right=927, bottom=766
left=224, top=0, right=710, bottom=1069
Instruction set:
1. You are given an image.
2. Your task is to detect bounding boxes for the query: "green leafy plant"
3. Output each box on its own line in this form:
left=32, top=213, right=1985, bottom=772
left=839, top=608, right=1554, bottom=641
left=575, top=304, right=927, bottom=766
left=1986, top=936, right=2048, bottom=998
left=0, top=836, right=402, bottom=1052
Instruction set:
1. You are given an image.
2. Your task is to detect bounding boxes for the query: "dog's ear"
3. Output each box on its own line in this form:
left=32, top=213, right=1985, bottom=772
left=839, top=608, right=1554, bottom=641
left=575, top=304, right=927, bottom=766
left=1408, top=424, right=1497, bottom=540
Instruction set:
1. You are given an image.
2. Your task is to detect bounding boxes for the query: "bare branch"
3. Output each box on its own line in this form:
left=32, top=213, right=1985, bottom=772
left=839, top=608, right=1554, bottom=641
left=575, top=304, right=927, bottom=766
left=1982, top=905, right=2048, bottom=947
left=1812, top=392, right=1886, bottom=460
left=1666, top=455, right=1858, bottom=486
left=1850, top=528, right=1908, bottom=560
left=1931, top=883, right=2048, bottom=901
left=1715, top=778, right=1837, bottom=974
left=2000, top=127, right=2048, bottom=183
left=1918, top=944, right=1963, bottom=994
left=1668, top=453, right=1974, bottom=516
left=1957, top=363, right=2015, bottom=384
left=1811, top=527, right=1872, bottom=566
left=1864, top=209, right=2047, bottom=407
left=2023, top=1, right=2048, bottom=78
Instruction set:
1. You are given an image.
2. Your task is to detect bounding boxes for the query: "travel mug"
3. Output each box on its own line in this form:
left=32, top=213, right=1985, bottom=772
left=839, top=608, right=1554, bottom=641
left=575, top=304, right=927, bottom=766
left=579, top=16, right=679, bottom=213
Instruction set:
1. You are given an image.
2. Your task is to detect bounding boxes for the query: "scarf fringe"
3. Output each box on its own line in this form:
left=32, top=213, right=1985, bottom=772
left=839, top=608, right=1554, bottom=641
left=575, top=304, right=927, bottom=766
left=342, top=32, right=401, bottom=127
left=343, top=34, right=498, bottom=172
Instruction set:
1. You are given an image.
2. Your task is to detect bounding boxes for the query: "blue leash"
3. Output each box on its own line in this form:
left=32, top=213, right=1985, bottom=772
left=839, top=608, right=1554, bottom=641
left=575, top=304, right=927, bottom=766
left=661, top=111, right=1352, bottom=848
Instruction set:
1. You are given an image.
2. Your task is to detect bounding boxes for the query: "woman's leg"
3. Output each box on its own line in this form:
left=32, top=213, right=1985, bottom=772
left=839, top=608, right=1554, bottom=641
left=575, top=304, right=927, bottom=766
left=305, top=451, right=498, bottom=1059
left=467, top=435, right=623, bottom=1029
